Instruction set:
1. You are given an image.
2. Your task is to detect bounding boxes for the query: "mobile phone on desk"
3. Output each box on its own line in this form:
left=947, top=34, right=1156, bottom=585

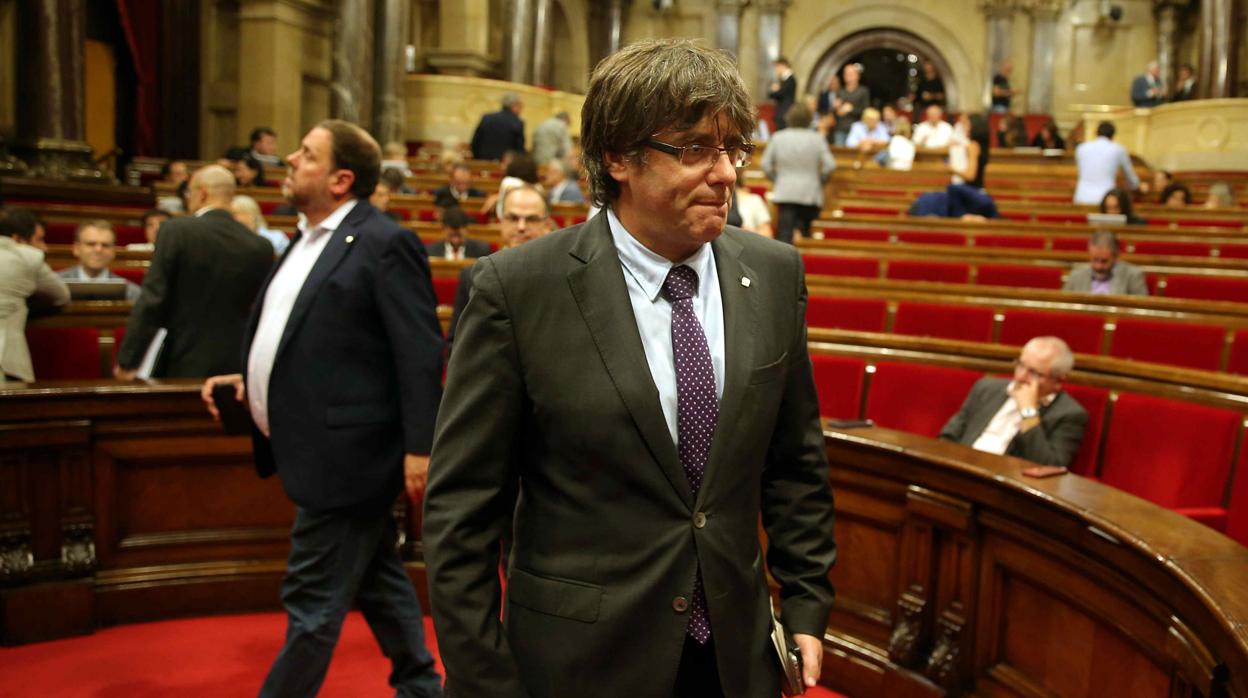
left=1021, top=465, right=1068, bottom=478
left=826, top=418, right=874, bottom=430
left=212, top=383, right=253, bottom=436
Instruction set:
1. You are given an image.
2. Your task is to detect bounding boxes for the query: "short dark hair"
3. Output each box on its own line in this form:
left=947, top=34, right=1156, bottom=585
left=504, top=153, right=539, bottom=184
left=1162, top=182, right=1192, bottom=204
left=785, top=103, right=812, bottom=129
left=222, top=146, right=249, bottom=162
left=968, top=114, right=991, bottom=146
left=239, top=155, right=264, bottom=178
left=74, top=219, right=115, bottom=243
left=160, top=159, right=185, bottom=177
left=141, top=208, right=170, bottom=226
left=1096, top=121, right=1116, bottom=139
left=1099, top=189, right=1136, bottom=219
left=580, top=38, right=754, bottom=207
left=316, top=119, right=382, bottom=200
left=250, top=127, right=276, bottom=145
left=0, top=208, right=41, bottom=242
left=441, top=205, right=471, bottom=229
left=380, top=167, right=407, bottom=191
left=774, top=57, right=790, bottom=67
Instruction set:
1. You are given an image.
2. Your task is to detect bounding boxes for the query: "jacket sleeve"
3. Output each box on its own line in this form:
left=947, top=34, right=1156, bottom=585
left=761, top=138, right=777, bottom=181
left=33, top=263, right=70, bottom=307
left=1010, top=400, right=1088, bottom=467
left=117, top=226, right=178, bottom=369
left=376, top=225, right=445, bottom=454
left=423, top=256, right=529, bottom=697
left=1127, top=266, right=1150, bottom=296
left=939, top=379, right=983, bottom=443
left=760, top=252, right=838, bottom=638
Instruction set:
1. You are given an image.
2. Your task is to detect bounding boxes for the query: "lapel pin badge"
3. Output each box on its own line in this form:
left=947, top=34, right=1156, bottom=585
left=345, top=235, right=355, bottom=244
left=741, top=276, right=751, bottom=288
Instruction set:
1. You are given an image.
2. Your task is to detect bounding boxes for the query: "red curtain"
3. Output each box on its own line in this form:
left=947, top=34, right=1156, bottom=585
left=115, top=1, right=162, bottom=156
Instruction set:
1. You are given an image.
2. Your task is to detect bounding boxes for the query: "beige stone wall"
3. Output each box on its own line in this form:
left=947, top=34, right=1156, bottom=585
left=1085, top=98, right=1248, bottom=172
left=1055, top=0, right=1158, bottom=122
left=402, top=74, right=584, bottom=147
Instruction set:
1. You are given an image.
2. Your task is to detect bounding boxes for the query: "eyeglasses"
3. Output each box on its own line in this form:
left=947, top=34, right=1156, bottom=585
left=502, top=213, right=548, bottom=226
left=1013, top=359, right=1056, bottom=381
left=645, top=139, right=756, bottom=169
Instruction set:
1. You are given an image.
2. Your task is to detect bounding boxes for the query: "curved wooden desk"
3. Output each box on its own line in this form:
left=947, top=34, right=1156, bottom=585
left=819, top=426, right=1248, bottom=698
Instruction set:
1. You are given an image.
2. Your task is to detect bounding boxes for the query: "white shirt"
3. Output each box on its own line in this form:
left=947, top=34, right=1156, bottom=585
left=735, top=190, right=772, bottom=234
left=887, top=136, right=916, bottom=171
left=912, top=120, right=954, bottom=149
left=1074, top=137, right=1140, bottom=205
left=246, top=199, right=358, bottom=436
left=608, top=209, right=725, bottom=447
left=971, top=384, right=1058, bottom=455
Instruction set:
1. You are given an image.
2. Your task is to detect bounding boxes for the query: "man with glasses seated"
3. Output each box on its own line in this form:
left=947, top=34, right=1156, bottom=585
left=940, top=336, right=1088, bottom=468
left=425, top=38, right=836, bottom=697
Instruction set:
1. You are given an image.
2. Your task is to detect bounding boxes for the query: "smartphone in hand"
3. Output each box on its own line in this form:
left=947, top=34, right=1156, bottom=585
left=212, top=383, right=253, bottom=435
left=1021, top=465, right=1068, bottom=478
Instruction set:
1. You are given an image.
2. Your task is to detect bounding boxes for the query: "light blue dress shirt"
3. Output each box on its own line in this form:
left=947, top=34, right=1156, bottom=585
left=607, top=208, right=725, bottom=447
left=1074, top=137, right=1140, bottom=205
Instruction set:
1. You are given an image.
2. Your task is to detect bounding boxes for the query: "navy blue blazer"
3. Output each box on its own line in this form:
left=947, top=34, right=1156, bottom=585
left=242, top=201, right=444, bottom=512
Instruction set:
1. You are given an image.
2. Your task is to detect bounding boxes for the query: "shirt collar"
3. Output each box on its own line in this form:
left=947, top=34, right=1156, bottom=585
left=606, top=207, right=714, bottom=303
left=297, top=198, right=358, bottom=240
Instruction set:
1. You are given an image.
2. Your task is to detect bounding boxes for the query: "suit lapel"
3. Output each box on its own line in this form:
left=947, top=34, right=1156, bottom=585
left=965, top=383, right=1009, bottom=446
left=272, top=202, right=365, bottom=362
left=700, top=231, right=757, bottom=504
left=566, top=215, right=692, bottom=507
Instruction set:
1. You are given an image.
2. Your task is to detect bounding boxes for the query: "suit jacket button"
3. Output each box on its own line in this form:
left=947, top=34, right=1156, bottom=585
left=693, top=512, right=707, bottom=529
left=672, top=596, right=689, bottom=613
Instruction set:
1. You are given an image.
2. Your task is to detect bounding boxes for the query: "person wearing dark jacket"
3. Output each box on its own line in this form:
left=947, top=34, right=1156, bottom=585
left=470, top=93, right=526, bottom=161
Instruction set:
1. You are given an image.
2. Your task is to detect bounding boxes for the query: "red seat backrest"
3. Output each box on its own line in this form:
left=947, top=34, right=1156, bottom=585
left=1163, top=275, right=1248, bottom=304
left=975, top=264, right=1063, bottom=290
left=896, top=231, right=967, bottom=246
left=114, top=225, right=146, bottom=246
left=432, top=277, right=458, bottom=306
left=885, top=260, right=970, bottom=284
left=893, top=302, right=993, bottom=342
left=1051, top=236, right=1088, bottom=252
left=25, top=327, right=103, bottom=380
left=998, top=309, right=1104, bottom=355
left=810, top=355, right=866, bottom=419
left=1131, top=240, right=1213, bottom=257
left=1226, top=437, right=1248, bottom=547
left=1036, top=213, right=1087, bottom=224
left=806, top=296, right=887, bottom=332
left=1099, top=392, right=1239, bottom=510
left=974, top=234, right=1045, bottom=250
left=818, top=227, right=890, bottom=243
left=43, top=222, right=77, bottom=246
left=865, top=361, right=982, bottom=437
left=802, top=255, right=878, bottom=278
left=1110, top=318, right=1225, bottom=372
left=1218, top=243, right=1248, bottom=260
left=1229, top=330, right=1248, bottom=376
left=1060, top=384, right=1109, bottom=476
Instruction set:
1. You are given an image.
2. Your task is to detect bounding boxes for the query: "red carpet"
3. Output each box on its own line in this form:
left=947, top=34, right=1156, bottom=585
left=0, top=612, right=848, bottom=697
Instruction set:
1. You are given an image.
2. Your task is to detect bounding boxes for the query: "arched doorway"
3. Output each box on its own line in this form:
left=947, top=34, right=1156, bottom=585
left=809, top=28, right=959, bottom=114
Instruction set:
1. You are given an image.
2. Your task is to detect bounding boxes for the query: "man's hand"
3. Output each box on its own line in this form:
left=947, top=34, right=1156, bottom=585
left=200, top=374, right=244, bottom=421
left=405, top=453, right=430, bottom=500
left=114, top=367, right=138, bottom=381
left=1010, top=379, right=1040, bottom=411
left=792, top=632, right=823, bottom=691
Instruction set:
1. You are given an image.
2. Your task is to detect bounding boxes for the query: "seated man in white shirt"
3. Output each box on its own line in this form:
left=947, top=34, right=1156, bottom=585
left=56, top=220, right=141, bottom=301
left=939, top=336, right=1088, bottom=468
left=911, top=105, right=954, bottom=150
left=425, top=205, right=491, bottom=260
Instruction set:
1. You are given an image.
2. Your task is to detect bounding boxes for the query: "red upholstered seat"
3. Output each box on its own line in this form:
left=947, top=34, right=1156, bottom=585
left=1163, top=275, right=1248, bottom=304
left=1109, top=318, right=1225, bottom=371
left=865, top=361, right=981, bottom=437
left=25, top=327, right=102, bottom=380
left=1051, top=236, right=1088, bottom=252
left=802, top=255, right=878, bottom=278
left=1036, top=213, right=1087, bottom=224
left=885, top=260, right=970, bottom=284
left=1217, top=243, right=1248, bottom=259
left=432, top=277, right=458, bottom=306
left=974, top=234, right=1044, bottom=250
left=1176, top=218, right=1243, bottom=229
left=998, top=309, right=1104, bottom=355
left=975, top=264, right=1063, bottom=289
left=43, top=222, right=77, bottom=246
left=1130, top=240, right=1213, bottom=257
left=818, top=227, right=890, bottom=243
left=1225, top=437, right=1248, bottom=547
left=896, top=231, right=967, bottom=246
left=1060, top=384, right=1109, bottom=476
left=114, top=225, right=146, bottom=246
left=1228, top=331, right=1248, bottom=375
left=841, top=205, right=900, bottom=216
left=112, top=267, right=146, bottom=286
left=811, top=355, right=866, bottom=419
left=1099, top=392, right=1240, bottom=529
left=389, top=207, right=412, bottom=221
left=806, top=297, right=887, bottom=332
left=999, top=211, right=1030, bottom=222
left=893, top=302, right=993, bottom=342
left=258, top=200, right=282, bottom=215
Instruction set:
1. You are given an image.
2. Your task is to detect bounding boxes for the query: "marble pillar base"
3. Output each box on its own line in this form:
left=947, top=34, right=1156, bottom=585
left=13, top=138, right=111, bottom=183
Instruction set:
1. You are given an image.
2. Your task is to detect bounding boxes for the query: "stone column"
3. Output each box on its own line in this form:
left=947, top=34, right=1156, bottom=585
left=426, top=0, right=496, bottom=77
left=755, top=0, right=791, bottom=100
left=1154, top=1, right=1185, bottom=94
left=505, top=0, right=535, bottom=84
left=1197, top=0, right=1238, bottom=98
left=532, top=0, right=553, bottom=86
left=716, top=0, right=746, bottom=57
left=374, top=0, right=408, bottom=145
left=980, top=0, right=1017, bottom=108
left=14, top=0, right=106, bottom=180
left=331, top=0, right=375, bottom=125
left=1025, top=0, right=1060, bottom=114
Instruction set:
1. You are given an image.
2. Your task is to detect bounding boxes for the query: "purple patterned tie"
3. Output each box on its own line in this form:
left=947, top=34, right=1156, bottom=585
left=663, top=264, right=717, bottom=644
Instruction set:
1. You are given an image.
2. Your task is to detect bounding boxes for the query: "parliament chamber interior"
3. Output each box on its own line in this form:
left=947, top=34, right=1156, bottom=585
left=2, top=0, right=1248, bottom=696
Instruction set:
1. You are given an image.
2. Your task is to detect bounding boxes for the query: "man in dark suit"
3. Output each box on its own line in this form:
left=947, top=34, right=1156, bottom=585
left=470, top=93, right=526, bottom=161
left=425, top=205, right=490, bottom=261
left=431, top=164, right=486, bottom=208
left=424, top=39, right=837, bottom=697
left=116, top=165, right=273, bottom=379
left=1131, top=60, right=1167, bottom=107
left=1170, top=63, right=1197, bottom=102
left=446, top=185, right=552, bottom=349
left=201, top=120, right=444, bottom=698
left=940, top=336, right=1088, bottom=468
left=768, top=57, right=797, bottom=130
